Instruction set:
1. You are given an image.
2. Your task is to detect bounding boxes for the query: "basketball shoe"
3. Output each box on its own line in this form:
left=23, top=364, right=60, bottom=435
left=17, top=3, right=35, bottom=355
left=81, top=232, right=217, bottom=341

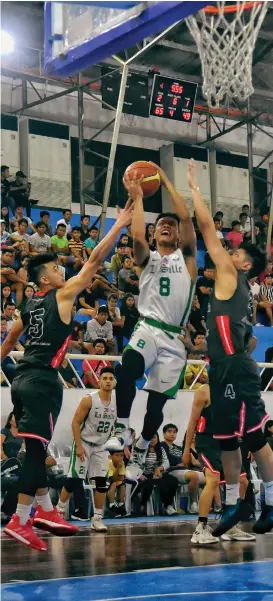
left=4, top=514, right=47, bottom=551
left=125, top=443, right=148, bottom=481
left=33, top=505, right=78, bottom=536
left=191, top=522, right=219, bottom=545
left=212, top=500, right=253, bottom=537
left=221, top=523, right=256, bottom=541
left=91, top=516, right=107, bottom=531
left=104, top=422, right=132, bottom=451
left=253, top=505, right=273, bottom=534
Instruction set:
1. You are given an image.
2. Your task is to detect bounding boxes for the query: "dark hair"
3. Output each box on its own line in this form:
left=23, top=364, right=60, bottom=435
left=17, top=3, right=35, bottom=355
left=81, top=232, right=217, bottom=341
left=108, top=294, right=118, bottom=302
left=213, top=216, right=222, bottom=223
left=148, top=432, right=162, bottom=463
left=62, top=209, right=72, bottom=215
left=242, top=204, right=249, bottom=209
left=24, top=284, right=35, bottom=297
left=193, top=331, right=205, bottom=342
left=265, top=273, right=273, bottom=280
left=1, top=284, right=12, bottom=310
left=240, top=242, right=267, bottom=278
left=99, top=367, right=115, bottom=378
left=97, top=305, right=109, bottom=315
left=120, top=293, right=135, bottom=311
left=163, top=423, right=178, bottom=434
left=72, top=226, right=81, bottom=233
left=4, top=300, right=16, bottom=309
left=231, top=220, right=240, bottom=228
left=2, top=248, right=15, bottom=255
left=5, top=412, right=15, bottom=429
left=214, top=211, right=223, bottom=217
left=119, top=234, right=128, bottom=240
left=40, top=211, right=50, bottom=218
left=1, top=165, right=9, bottom=173
left=81, top=215, right=90, bottom=221
left=265, top=347, right=273, bottom=362
left=27, top=253, right=58, bottom=286
left=145, top=223, right=155, bottom=242
left=57, top=223, right=66, bottom=230
left=239, top=212, right=248, bottom=219
left=117, top=242, right=127, bottom=249
left=155, top=212, right=180, bottom=227
left=89, top=224, right=98, bottom=232
left=123, top=255, right=132, bottom=261
left=36, top=221, right=46, bottom=228
left=93, top=338, right=107, bottom=350
left=18, top=218, right=28, bottom=226
left=264, top=420, right=273, bottom=438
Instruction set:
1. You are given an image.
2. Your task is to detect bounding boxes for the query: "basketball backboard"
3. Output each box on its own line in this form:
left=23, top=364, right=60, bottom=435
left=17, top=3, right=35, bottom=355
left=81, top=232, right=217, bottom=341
left=44, top=1, right=209, bottom=76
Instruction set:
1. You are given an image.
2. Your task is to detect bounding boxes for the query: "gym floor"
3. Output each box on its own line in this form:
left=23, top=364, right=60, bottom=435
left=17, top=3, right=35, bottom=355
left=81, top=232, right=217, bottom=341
left=2, top=516, right=273, bottom=601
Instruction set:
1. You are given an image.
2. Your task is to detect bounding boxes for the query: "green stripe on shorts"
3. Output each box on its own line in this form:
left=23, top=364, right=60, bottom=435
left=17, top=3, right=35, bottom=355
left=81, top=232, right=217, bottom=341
left=68, top=440, right=78, bottom=478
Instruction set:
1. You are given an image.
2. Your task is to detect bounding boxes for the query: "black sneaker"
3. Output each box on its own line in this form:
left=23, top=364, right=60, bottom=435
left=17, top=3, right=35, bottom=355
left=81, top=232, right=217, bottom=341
left=117, top=504, right=127, bottom=517
left=71, top=508, right=89, bottom=521
left=109, top=505, right=122, bottom=518
left=253, top=505, right=273, bottom=534
left=212, top=500, right=253, bottom=537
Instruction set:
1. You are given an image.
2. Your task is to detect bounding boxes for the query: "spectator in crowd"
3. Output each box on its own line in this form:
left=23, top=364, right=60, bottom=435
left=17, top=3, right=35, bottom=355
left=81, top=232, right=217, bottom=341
left=120, top=293, right=140, bottom=340
left=29, top=221, right=51, bottom=254
left=9, top=218, right=30, bottom=258
left=225, top=220, right=244, bottom=249
left=107, top=293, right=125, bottom=354
left=241, top=204, right=251, bottom=230
left=51, top=223, right=70, bottom=258
left=2, top=301, right=17, bottom=332
left=259, top=260, right=273, bottom=284
left=239, top=212, right=249, bottom=235
left=1, top=284, right=12, bottom=312
left=0, top=248, right=25, bottom=306
left=1, top=413, right=22, bottom=461
left=264, top=419, right=273, bottom=450
left=145, top=223, right=156, bottom=251
left=59, top=358, right=77, bottom=388
left=91, top=264, right=120, bottom=301
left=214, top=210, right=224, bottom=223
left=9, top=171, right=30, bottom=216
left=126, top=223, right=133, bottom=249
left=17, top=256, right=29, bottom=285
left=56, top=208, right=72, bottom=235
left=85, top=225, right=99, bottom=256
left=107, top=450, right=126, bottom=517
left=110, top=242, right=127, bottom=286
left=40, top=211, right=53, bottom=237
left=1, top=206, right=10, bottom=231
left=213, top=217, right=224, bottom=243
left=188, top=295, right=206, bottom=334
left=1, top=165, right=16, bottom=215
left=78, top=283, right=98, bottom=317
left=260, top=274, right=273, bottom=326
left=249, top=277, right=261, bottom=325
left=255, top=221, right=267, bottom=252
left=68, top=226, right=87, bottom=267
left=118, top=256, right=139, bottom=296
left=196, top=267, right=215, bottom=319
left=82, top=339, right=112, bottom=387
left=117, top=234, right=133, bottom=257
left=119, top=234, right=129, bottom=247
left=161, top=424, right=199, bottom=514
left=85, top=306, right=116, bottom=355
left=1, top=318, right=24, bottom=384
left=80, top=215, right=91, bottom=242
left=261, top=347, right=273, bottom=392
left=21, top=285, right=35, bottom=310
left=68, top=320, right=85, bottom=353
left=10, top=205, right=35, bottom=233
left=0, top=220, right=10, bottom=246
left=184, top=335, right=208, bottom=389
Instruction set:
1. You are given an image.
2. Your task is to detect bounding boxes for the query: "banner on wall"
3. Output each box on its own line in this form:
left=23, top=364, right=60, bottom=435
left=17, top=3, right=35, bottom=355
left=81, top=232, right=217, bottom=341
left=1, top=389, right=273, bottom=449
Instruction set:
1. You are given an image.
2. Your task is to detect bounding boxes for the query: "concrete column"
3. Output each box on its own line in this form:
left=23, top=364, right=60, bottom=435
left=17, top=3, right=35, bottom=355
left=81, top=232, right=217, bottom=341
left=160, top=144, right=175, bottom=213
left=18, top=117, right=29, bottom=177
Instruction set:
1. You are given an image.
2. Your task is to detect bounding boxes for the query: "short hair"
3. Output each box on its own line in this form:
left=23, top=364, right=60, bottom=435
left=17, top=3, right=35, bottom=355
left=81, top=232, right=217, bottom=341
left=108, top=293, right=118, bottom=302
left=99, top=367, right=115, bottom=378
left=81, top=214, right=90, bottom=221
left=72, top=226, right=81, bottom=233
left=117, top=242, right=127, bottom=249
left=264, top=273, right=273, bottom=280
left=57, top=223, right=66, bottom=230
left=27, top=253, right=57, bottom=286
left=239, top=212, right=248, bottom=219
left=36, top=221, right=46, bottom=228
left=213, top=216, right=221, bottom=223
left=242, top=204, right=249, bottom=209
left=93, top=338, right=107, bottom=349
left=2, top=248, right=15, bottom=255
left=97, top=305, right=109, bottom=315
left=62, top=209, right=72, bottom=215
left=18, top=218, right=28, bottom=226
left=1, top=165, right=9, bottom=173
left=163, top=423, right=178, bottom=434
left=240, top=242, right=267, bottom=278
left=231, top=220, right=240, bottom=228
left=123, top=255, right=132, bottom=261
left=89, top=224, right=98, bottom=231
left=193, top=331, right=205, bottom=342
left=155, top=212, right=180, bottom=227
left=40, top=211, right=50, bottom=218
left=214, top=211, right=223, bottom=217
left=4, top=300, right=16, bottom=309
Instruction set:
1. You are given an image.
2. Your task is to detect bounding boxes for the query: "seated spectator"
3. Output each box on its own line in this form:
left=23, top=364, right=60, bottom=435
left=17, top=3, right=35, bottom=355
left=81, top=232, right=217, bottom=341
left=120, top=293, right=140, bottom=339
left=133, top=433, right=178, bottom=517
left=241, top=204, right=251, bottom=231
left=68, top=320, right=85, bottom=353
left=239, top=212, right=249, bottom=235
left=29, top=221, right=51, bottom=254
left=1, top=284, right=12, bottom=312
left=21, top=285, right=35, bottom=310
left=145, top=223, right=156, bottom=251
left=80, top=215, right=91, bottom=242
left=249, top=277, right=261, bottom=325
left=9, top=218, right=30, bottom=258
left=10, top=205, right=35, bottom=233
left=0, top=219, right=10, bottom=246
left=188, top=295, right=206, bottom=334
left=259, top=260, right=273, bottom=284
left=255, top=221, right=267, bottom=252
left=264, top=419, right=273, bottom=450
left=1, top=206, right=10, bottom=231
left=82, top=338, right=112, bottom=387
left=40, top=211, right=53, bottom=237
left=85, top=306, right=116, bottom=355
left=0, top=248, right=25, bottom=306
left=107, top=293, right=125, bottom=354
left=78, top=283, right=98, bottom=317
left=213, top=217, right=224, bottom=243
left=110, top=242, right=127, bottom=286
left=91, top=264, right=120, bottom=301
left=17, top=256, right=29, bottom=285
left=59, top=358, right=77, bottom=388
left=184, top=333, right=208, bottom=389
left=9, top=171, right=31, bottom=216
left=1, top=318, right=24, bottom=384
left=108, top=450, right=126, bottom=517
left=225, top=220, right=243, bottom=249
left=161, top=424, right=199, bottom=514
left=214, top=210, right=224, bottom=223
left=2, top=300, right=17, bottom=332
left=260, top=274, right=273, bottom=326
left=1, top=412, right=22, bottom=461
left=118, top=256, right=139, bottom=296
left=56, top=208, right=72, bottom=236
left=68, top=226, right=87, bottom=268
left=261, top=347, right=273, bottom=392
left=196, top=267, right=215, bottom=320
left=85, top=225, right=98, bottom=256
left=126, top=223, right=133, bottom=249
left=1, top=165, right=15, bottom=215
left=51, top=223, right=70, bottom=257
left=116, top=233, right=133, bottom=257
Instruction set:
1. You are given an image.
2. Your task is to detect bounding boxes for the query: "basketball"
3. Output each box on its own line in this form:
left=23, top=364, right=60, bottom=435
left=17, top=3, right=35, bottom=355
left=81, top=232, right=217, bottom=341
left=124, top=161, right=161, bottom=198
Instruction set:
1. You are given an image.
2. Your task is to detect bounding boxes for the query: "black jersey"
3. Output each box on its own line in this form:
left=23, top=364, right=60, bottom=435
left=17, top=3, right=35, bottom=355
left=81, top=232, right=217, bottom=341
left=196, top=404, right=213, bottom=436
left=207, top=270, right=253, bottom=362
left=19, top=289, right=72, bottom=371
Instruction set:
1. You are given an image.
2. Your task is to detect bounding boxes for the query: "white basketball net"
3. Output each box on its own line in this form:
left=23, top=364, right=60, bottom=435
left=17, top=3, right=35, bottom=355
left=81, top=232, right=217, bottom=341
left=186, top=1, right=268, bottom=107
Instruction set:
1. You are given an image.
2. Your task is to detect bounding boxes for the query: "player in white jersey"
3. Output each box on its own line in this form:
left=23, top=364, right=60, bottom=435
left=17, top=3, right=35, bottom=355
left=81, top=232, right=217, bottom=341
left=106, top=164, right=197, bottom=479
left=57, top=367, right=116, bottom=532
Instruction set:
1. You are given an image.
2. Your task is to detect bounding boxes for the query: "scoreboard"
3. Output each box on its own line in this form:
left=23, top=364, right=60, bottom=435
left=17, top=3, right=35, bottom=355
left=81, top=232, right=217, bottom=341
left=101, top=67, right=150, bottom=118
left=149, top=75, right=197, bottom=123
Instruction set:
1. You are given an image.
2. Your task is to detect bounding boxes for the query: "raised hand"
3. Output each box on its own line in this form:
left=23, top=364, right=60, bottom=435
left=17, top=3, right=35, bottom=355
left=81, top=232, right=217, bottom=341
left=116, top=197, right=134, bottom=228
left=149, top=162, right=167, bottom=186
left=123, top=171, right=144, bottom=201
left=188, top=159, right=198, bottom=190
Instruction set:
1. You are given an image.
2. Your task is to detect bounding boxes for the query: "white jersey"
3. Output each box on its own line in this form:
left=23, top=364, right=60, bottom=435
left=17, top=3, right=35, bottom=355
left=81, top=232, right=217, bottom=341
left=138, top=249, right=195, bottom=326
left=80, top=391, right=116, bottom=446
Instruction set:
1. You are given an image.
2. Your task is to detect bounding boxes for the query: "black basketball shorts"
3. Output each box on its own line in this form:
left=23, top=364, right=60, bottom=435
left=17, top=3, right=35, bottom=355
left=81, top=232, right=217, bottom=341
left=196, top=434, right=249, bottom=482
left=209, top=355, right=268, bottom=440
left=11, top=367, right=63, bottom=446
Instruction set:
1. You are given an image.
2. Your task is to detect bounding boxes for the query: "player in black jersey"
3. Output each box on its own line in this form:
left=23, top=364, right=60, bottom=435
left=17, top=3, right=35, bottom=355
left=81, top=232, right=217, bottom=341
left=183, top=385, right=256, bottom=544
left=0, top=202, right=133, bottom=551
left=187, top=159, right=273, bottom=536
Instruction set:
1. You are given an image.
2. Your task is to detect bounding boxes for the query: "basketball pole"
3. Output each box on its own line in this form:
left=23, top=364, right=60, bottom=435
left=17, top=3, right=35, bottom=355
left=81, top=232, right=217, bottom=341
left=266, top=163, right=273, bottom=254
left=247, top=100, right=256, bottom=244
left=78, top=72, right=85, bottom=217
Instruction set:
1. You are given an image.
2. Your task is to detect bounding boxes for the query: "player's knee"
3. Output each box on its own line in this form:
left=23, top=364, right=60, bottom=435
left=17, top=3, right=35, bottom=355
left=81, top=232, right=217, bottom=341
left=120, top=349, right=145, bottom=380
left=239, top=475, right=248, bottom=493
left=205, top=469, right=220, bottom=487
left=95, top=477, right=109, bottom=493
left=218, top=437, right=240, bottom=452
left=244, top=429, right=267, bottom=453
left=64, top=477, right=80, bottom=493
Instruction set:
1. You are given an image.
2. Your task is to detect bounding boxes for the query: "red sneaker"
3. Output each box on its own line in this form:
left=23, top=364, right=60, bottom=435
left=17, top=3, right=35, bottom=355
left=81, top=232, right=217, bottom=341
left=4, top=514, right=47, bottom=551
left=33, top=505, right=79, bottom=536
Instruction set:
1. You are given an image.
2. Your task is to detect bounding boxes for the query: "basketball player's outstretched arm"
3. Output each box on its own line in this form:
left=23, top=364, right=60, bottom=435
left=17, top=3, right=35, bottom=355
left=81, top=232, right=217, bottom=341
left=123, top=172, right=150, bottom=268
left=188, top=159, right=237, bottom=297
left=182, top=384, right=209, bottom=467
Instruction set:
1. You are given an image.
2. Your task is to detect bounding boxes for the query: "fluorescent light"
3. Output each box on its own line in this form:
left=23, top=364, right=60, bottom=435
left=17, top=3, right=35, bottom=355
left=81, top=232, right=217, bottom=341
left=1, top=30, right=15, bottom=55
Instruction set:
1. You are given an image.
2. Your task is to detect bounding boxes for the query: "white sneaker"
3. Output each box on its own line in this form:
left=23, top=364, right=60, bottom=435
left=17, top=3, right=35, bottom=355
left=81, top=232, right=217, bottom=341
left=90, top=516, right=107, bottom=532
left=221, top=523, right=256, bottom=541
left=56, top=505, right=66, bottom=517
left=191, top=522, right=219, bottom=544
left=188, top=502, right=199, bottom=514
left=104, top=436, right=124, bottom=452
left=125, top=445, right=148, bottom=481
left=166, top=505, right=178, bottom=516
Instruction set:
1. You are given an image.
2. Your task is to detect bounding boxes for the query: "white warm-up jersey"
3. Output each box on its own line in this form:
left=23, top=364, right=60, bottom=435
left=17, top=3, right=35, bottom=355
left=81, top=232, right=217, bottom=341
left=80, top=391, right=117, bottom=446
left=138, top=249, right=194, bottom=326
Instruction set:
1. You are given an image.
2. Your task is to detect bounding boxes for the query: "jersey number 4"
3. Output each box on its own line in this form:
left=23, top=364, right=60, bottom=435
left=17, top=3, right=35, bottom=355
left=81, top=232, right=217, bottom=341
left=29, top=308, right=45, bottom=339
left=224, top=384, right=236, bottom=399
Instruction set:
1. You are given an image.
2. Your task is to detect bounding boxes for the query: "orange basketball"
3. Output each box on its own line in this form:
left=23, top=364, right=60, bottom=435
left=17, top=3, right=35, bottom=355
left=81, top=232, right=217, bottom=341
left=124, top=161, right=161, bottom=198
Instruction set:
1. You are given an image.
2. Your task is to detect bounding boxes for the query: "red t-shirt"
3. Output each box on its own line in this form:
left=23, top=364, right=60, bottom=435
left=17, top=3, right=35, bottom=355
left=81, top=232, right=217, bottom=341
left=82, top=359, right=111, bottom=387
left=225, top=231, right=243, bottom=249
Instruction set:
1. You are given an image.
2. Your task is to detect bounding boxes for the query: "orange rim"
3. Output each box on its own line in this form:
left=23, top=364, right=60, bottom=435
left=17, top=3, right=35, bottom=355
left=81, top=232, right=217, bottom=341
left=204, top=1, right=263, bottom=14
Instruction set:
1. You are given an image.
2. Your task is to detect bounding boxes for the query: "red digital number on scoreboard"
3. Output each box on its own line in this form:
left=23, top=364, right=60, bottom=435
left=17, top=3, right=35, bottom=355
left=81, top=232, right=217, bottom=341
left=154, top=106, right=164, bottom=116
left=171, top=83, right=183, bottom=94
left=157, top=93, right=163, bottom=103
left=183, top=112, right=191, bottom=121
left=169, top=109, right=175, bottom=117
left=172, top=97, right=178, bottom=106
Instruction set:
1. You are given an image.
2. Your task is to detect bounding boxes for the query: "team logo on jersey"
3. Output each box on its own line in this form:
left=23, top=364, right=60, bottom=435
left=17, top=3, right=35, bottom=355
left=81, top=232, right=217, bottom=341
left=173, top=255, right=179, bottom=261
left=161, top=257, right=169, bottom=264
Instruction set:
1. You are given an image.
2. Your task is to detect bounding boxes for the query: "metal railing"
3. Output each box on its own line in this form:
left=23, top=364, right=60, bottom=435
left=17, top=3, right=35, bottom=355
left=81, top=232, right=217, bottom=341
left=1, top=353, right=273, bottom=392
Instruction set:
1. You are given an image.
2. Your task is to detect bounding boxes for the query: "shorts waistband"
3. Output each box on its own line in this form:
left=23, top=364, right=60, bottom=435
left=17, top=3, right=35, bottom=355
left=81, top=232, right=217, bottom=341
left=210, top=352, right=248, bottom=365
left=141, top=316, right=181, bottom=334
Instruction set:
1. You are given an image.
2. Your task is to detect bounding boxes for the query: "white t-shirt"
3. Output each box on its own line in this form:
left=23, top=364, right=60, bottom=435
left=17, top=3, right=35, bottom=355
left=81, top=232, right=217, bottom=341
left=250, top=282, right=260, bottom=298
left=216, top=230, right=224, bottom=239
left=56, top=219, right=72, bottom=235
left=30, top=232, right=51, bottom=253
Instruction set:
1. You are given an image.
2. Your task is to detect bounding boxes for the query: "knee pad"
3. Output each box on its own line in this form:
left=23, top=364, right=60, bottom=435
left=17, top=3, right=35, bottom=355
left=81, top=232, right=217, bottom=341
left=95, top=477, right=109, bottom=494
left=119, top=349, right=145, bottom=381
left=64, top=477, right=81, bottom=494
left=244, top=429, right=267, bottom=453
left=218, top=437, right=240, bottom=452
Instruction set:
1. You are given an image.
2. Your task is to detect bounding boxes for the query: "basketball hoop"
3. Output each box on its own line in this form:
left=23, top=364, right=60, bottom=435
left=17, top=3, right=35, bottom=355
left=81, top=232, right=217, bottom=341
left=185, top=1, right=268, bottom=107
